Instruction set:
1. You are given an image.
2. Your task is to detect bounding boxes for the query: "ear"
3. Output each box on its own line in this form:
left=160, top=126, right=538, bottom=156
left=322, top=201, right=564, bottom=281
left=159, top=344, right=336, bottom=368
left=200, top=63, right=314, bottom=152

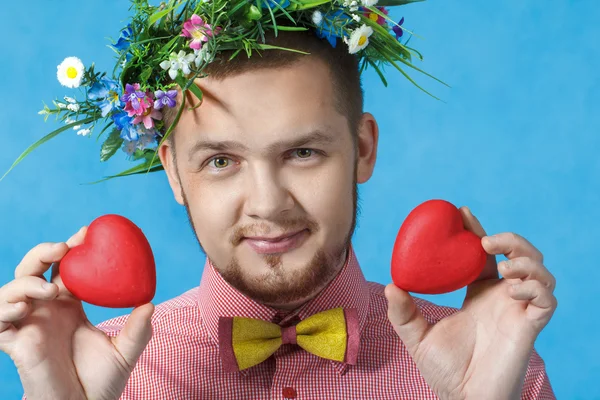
left=158, top=140, right=185, bottom=205
left=356, top=112, right=379, bottom=184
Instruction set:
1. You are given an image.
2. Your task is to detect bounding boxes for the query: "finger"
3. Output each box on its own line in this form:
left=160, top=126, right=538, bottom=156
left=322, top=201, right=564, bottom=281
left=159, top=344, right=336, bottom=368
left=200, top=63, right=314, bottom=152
left=0, top=302, right=29, bottom=333
left=509, top=280, right=556, bottom=309
left=14, top=242, right=70, bottom=279
left=384, top=284, right=430, bottom=356
left=460, top=207, right=499, bottom=280
left=499, top=257, right=556, bottom=291
left=508, top=281, right=557, bottom=327
left=112, top=303, right=155, bottom=371
left=482, top=232, right=544, bottom=263
left=0, top=276, right=59, bottom=304
left=459, top=206, right=487, bottom=238
left=51, top=226, right=88, bottom=283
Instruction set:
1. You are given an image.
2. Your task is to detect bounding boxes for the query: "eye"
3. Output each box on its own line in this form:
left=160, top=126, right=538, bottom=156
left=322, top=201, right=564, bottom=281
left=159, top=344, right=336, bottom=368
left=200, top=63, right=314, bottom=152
left=208, top=156, right=231, bottom=169
left=294, top=148, right=313, bottom=158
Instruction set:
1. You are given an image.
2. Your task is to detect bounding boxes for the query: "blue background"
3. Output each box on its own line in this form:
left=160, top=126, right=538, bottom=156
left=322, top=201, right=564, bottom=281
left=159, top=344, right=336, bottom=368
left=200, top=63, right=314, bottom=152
left=0, top=0, right=597, bottom=398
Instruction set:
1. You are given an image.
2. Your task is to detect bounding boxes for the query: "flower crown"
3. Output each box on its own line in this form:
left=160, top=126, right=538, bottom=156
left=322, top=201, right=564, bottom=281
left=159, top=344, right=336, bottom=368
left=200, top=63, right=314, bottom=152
left=2, top=0, right=445, bottom=184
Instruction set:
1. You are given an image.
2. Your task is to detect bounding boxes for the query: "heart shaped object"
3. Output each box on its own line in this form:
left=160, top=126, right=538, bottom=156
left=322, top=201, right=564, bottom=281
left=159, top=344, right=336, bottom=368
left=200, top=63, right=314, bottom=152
left=391, top=199, right=487, bottom=294
left=60, top=214, right=156, bottom=308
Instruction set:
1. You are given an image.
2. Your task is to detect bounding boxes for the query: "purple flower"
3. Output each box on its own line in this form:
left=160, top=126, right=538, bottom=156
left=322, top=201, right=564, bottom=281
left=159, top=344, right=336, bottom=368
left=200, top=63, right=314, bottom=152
left=392, top=17, right=405, bottom=39
left=154, top=90, right=178, bottom=110
left=120, top=83, right=146, bottom=111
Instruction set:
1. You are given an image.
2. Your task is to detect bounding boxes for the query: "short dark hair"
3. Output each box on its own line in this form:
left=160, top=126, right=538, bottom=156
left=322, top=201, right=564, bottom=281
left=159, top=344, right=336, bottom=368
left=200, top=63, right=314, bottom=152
left=162, top=28, right=364, bottom=152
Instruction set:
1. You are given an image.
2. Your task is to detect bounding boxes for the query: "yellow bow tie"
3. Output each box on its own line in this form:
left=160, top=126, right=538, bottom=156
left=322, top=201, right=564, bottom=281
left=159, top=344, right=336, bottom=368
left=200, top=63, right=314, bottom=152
left=218, top=307, right=359, bottom=372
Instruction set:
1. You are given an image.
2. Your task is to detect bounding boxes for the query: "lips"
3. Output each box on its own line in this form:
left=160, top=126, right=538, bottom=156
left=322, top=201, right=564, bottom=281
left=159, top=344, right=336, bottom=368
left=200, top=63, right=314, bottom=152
left=243, top=229, right=309, bottom=254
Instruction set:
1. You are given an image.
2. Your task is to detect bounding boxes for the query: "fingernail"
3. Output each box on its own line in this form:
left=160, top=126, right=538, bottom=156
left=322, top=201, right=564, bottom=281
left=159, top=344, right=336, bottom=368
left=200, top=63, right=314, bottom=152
left=511, top=283, right=520, bottom=290
left=502, top=260, right=511, bottom=269
left=43, top=282, right=55, bottom=290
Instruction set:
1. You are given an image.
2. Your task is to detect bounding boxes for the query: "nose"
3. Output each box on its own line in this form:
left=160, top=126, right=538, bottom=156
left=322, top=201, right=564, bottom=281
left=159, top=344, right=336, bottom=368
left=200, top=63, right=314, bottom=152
left=243, top=165, right=294, bottom=220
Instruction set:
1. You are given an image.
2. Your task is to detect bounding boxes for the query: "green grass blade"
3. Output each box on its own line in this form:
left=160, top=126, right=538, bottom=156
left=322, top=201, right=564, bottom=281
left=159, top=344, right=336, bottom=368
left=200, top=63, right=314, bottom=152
left=1, top=115, right=98, bottom=182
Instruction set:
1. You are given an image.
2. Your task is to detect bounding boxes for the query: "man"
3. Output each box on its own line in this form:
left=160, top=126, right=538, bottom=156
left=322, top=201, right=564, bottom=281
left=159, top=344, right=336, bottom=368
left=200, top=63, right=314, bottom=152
left=0, top=8, right=557, bottom=400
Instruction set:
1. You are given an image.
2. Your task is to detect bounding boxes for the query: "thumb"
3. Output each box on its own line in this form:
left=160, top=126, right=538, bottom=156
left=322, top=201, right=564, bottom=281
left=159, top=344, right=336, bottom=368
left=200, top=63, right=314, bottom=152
left=112, top=303, right=155, bottom=370
left=384, top=284, right=430, bottom=355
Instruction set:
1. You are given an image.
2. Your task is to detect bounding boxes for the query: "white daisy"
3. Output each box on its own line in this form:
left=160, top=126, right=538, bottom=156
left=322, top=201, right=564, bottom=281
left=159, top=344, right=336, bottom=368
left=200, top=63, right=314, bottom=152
left=57, top=57, right=85, bottom=88
left=361, top=0, right=378, bottom=6
left=64, top=96, right=76, bottom=103
left=73, top=125, right=82, bottom=131
left=312, top=10, right=323, bottom=26
left=352, top=13, right=361, bottom=22
left=57, top=103, right=67, bottom=109
left=346, top=24, right=373, bottom=54
left=77, top=128, right=91, bottom=136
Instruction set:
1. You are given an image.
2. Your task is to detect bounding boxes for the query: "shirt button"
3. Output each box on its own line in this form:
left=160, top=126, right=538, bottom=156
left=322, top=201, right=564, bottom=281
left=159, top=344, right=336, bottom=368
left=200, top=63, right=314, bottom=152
left=282, top=387, right=297, bottom=399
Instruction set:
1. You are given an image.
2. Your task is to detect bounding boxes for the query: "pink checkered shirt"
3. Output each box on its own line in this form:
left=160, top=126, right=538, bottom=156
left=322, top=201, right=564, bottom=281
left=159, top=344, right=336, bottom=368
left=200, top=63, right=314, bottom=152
left=96, top=245, right=555, bottom=399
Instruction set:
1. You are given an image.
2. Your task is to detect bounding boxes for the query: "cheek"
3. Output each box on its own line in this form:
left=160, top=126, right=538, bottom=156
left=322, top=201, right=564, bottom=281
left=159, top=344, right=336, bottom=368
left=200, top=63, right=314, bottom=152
left=183, top=176, right=241, bottom=246
left=290, top=158, right=355, bottom=232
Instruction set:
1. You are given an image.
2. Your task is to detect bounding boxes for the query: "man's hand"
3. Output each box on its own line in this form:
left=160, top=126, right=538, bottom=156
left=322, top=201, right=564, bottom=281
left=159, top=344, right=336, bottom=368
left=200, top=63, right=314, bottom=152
left=385, top=206, right=557, bottom=400
left=0, top=227, right=155, bottom=400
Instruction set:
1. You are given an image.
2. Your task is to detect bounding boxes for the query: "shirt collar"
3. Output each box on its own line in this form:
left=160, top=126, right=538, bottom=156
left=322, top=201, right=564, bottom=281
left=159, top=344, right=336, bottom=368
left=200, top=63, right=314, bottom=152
left=197, top=243, right=371, bottom=376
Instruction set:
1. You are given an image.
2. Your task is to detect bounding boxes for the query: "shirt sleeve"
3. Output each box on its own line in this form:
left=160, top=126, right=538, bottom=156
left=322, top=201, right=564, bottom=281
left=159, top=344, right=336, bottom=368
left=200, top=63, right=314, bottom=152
left=521, top=347, right=555, bottom=400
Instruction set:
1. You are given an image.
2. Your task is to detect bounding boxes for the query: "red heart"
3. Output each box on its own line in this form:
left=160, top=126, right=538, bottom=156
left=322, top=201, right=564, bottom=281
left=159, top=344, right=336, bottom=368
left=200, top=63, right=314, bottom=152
left=391, top=199, right=487, bottom=294
left=60, top=214, right=156, bottom=308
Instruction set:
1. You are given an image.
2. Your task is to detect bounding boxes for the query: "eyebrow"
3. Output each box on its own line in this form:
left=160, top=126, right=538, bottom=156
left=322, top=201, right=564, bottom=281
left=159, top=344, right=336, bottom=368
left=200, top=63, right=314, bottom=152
left=187, top=130, right=337, bottom=162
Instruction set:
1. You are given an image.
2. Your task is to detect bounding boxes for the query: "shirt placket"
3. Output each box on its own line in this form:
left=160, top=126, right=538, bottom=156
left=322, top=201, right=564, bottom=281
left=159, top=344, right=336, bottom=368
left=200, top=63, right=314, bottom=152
left=271, top=315, right=303, bottom=400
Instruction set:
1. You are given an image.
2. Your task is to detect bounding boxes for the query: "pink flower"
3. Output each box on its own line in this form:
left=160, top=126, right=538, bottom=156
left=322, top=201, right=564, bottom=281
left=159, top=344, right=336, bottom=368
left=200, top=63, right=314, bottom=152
left=181, top=14, right=216, bottom=50
left=124, top=95, right=150, bottom=117
left=363, top=6, right=389, bottom=26
left=133, top=107, right=163, bottom=129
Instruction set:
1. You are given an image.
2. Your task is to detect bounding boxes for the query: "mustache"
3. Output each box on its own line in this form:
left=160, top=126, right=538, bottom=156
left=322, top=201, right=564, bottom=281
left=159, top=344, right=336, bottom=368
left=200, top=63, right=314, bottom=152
left=230, top=217, right=319, bottom=245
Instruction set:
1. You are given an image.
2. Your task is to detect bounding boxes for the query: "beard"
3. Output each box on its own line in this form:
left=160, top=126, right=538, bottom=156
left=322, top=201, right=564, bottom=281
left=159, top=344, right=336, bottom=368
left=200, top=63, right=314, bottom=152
left=179, top=165, right=360, bottom=308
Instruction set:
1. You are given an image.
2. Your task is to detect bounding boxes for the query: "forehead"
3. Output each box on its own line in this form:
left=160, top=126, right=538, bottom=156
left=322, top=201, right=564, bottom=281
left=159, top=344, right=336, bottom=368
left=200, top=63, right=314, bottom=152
left=173, top=57, right=347, bottom=147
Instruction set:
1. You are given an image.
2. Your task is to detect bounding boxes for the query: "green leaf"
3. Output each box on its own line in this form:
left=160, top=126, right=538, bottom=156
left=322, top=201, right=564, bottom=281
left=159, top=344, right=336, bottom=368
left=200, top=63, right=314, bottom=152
left=96, top=121, right=115, bottom=142
left=187, top=83, right=204, bottom=107
left=82, top=159, right=164, bottom=185
left=367, top=59, right=388, bottom=87
left=145, top=93, right=187, bottom=174
left=0, top=116, right=98, bottom=183
left=140, top=66, right=154, bottom=83
left=175, top=75, right=204, bottom=109
left=100, top=129, right=124, bottom=162
left=264, top=25, right=308, bottom=31
left=376, top=0, right=424, bottom=6
left=148, top=6, right=177, bottom=27
left=256, top=44, right=310, bottom=55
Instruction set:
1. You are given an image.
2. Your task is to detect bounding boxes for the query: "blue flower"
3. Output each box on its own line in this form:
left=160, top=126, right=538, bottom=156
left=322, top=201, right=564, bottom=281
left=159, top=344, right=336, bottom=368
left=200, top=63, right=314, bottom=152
left=112, top=111, right=139, bottom=142
left=112, top=25, right=133, bottom=52
left=88, top=78, right=122, bottom=117
left=315, top=10, right=350, bottom=48
left=261, top=0, right=290, bottom=9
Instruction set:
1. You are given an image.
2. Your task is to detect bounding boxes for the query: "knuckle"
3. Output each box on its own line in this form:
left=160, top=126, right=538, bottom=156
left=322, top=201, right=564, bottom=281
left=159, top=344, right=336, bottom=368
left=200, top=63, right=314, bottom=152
left=548, top=274, right=557, bottom=290
left=506, top=232, right=520, bottom=243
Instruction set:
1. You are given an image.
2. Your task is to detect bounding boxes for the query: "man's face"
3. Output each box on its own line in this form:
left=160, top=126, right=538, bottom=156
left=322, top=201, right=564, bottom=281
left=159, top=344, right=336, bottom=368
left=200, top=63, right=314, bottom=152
left=159, top=57, right=377, bottom=309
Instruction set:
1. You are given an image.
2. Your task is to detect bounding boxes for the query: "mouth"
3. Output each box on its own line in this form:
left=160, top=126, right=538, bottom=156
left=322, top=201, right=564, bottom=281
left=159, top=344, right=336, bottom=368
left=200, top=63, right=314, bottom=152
left=242, top=229, right=310, bottom=254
